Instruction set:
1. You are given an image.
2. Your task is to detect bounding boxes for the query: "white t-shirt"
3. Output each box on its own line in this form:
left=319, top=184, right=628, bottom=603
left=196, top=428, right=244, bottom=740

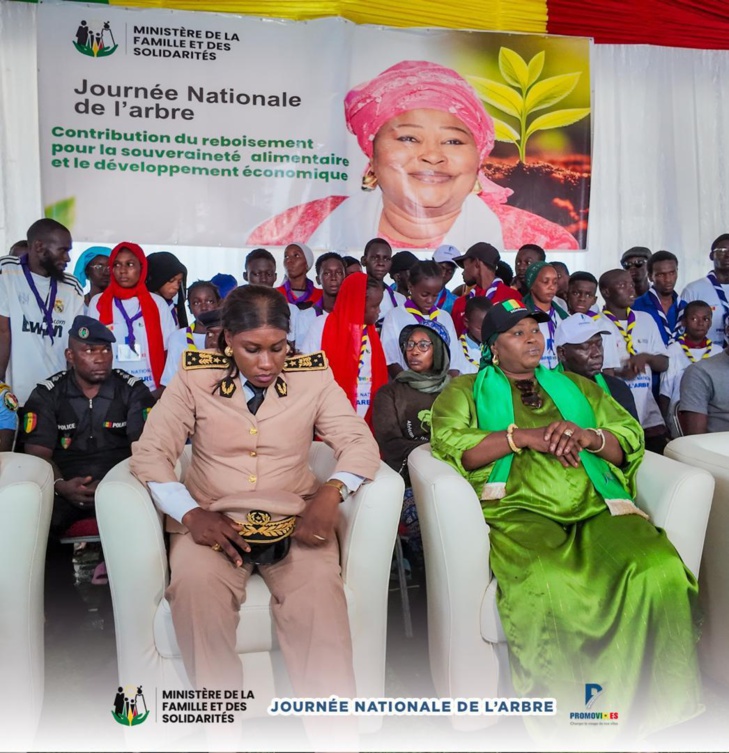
left=537, top=310, right=564, bottom=370
left=294, top=306, right=328, bottom=350
left=298, top=315, right=327, bottom=356
left=0, top=255, right=85, bottom=404
left=681, top=276, right=729, bottom=345
left=659, top=339, right=723, bottom=411
left=458, top=333, right=481, bottom=375
left=380, top=305, right=469, bottom=373
left=597, top=309, right=667, bottom=429
left=88, top=292, right=177, bottom=390
left=161, top=327, right=207, bottom=386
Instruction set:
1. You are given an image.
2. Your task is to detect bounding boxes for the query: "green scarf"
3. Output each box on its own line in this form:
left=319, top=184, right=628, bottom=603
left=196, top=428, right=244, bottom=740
left=473, top=365, right=646, bottom=518
left=394, top=325, right=451, bottom=394
left=523, top=292, right=569, bottom=320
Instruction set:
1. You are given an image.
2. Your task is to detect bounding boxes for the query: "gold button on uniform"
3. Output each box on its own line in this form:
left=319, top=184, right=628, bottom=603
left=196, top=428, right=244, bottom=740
left=250, top=451, right=257, bottom=457
left=249, top=475, right=257, bottom=483
left=249, top=427, right=257, bottom=435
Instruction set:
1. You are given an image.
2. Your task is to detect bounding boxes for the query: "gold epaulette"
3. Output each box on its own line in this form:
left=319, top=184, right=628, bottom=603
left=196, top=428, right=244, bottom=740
left=183, top=350, right=231, bottom=370
left=283, top=351, right=329, bottom=371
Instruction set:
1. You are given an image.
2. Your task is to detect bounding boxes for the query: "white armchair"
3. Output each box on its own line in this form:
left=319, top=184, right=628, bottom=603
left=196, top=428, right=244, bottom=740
left=95, top=442, right=403, bottom=738
left=408, top=444, right=714, bottom=731
left=0, top=452, right=54, bottom=747
left=666, top=432, right=729, bottom=687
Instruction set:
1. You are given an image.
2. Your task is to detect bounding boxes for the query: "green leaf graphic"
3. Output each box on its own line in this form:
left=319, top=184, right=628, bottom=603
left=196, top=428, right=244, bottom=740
left=525, top=108, right=591, bottom=140
left=468, top=76, right=523, bottom=118
left=44, top=197, right=76, bottom=229
left=493, top=117, right=521, bottom=143
left=527, top=51, right=545, bottom=87
left=525, top=73, right=581, bottom=113
left=498, top=47, right=529, bottom=91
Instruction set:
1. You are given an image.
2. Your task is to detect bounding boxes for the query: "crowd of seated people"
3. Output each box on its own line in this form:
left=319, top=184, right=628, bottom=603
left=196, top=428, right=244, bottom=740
left=1, top=217, right=728, bottom=745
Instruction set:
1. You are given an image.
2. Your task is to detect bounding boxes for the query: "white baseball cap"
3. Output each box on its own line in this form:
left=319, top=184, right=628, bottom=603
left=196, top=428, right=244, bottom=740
left=554, top=313, right=611, bottom=348
left=433, top=245, right=461, bottom=264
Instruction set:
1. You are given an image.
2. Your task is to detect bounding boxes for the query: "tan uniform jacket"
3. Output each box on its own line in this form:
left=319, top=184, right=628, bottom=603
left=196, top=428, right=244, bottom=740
left=130, top=353, right=381, bottom=533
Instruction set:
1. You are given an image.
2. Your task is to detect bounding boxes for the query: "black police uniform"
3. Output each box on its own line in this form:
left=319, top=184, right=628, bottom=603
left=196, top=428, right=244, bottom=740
left=22, top=368, right=155, bottom=534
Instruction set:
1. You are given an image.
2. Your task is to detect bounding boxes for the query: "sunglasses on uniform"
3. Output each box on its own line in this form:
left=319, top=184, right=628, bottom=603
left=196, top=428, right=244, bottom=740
left=621, top=259, right=646, bottom=270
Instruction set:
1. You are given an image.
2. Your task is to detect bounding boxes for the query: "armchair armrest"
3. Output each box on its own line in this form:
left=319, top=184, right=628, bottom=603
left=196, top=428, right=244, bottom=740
left=96, top=457, right=169, bottom=682
left=635, top=451, right=713, bottom=577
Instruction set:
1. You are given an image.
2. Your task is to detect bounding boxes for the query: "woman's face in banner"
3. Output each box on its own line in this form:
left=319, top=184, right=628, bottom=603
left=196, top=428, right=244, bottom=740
left=372, top=108, right=480, bottom=218
left=112, top=249, right=142, bottom=289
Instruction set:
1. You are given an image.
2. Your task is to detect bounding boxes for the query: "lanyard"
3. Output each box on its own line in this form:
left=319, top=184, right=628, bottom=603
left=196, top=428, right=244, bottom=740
left=546, top=307, right=558, bottom=353
left=283, top=278, right=314, bottom=304
left=185, top=323, right=198, bottom=351
left=404, top=298, right=440, bottom=324
left=114, top=298, right=143, bottom=352
left=20, top=254, right=58, bottom=344
left=358, top=329, right=369, bottom=376
left=602, top=307, right=637, bottom=355
left=707, top=272, right=729, bottom=343
left=678, top=336, right=712, bottom=363
left=435, top=288, right=447, bottom=309
left=168, top=299, right=179, bottom=326
left=386, top=286, right=398, bottom=308
left=459, top=334, right=479, bottom=366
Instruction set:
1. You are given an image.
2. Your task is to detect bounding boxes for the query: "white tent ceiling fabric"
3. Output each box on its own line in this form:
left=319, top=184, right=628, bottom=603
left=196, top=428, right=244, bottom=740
left=2, top=2, right=729, bottom=289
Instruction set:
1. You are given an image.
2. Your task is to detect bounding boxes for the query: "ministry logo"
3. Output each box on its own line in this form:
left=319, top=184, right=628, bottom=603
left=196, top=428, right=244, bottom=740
left=73, top=20, right=118, bottom=58
left=585, top=682, right=604, bottom=709
left=112, top=684, right=150, bottom=726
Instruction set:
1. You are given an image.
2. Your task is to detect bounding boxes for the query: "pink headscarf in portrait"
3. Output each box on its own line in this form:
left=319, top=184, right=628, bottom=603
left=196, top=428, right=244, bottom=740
left=344, top=60, right=512, bottom=202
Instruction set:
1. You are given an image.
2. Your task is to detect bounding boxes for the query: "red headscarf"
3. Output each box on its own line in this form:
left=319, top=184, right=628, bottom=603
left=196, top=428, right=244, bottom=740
left=321, top=273, right=388, bottom=427
left=95, top=242, right=166, bottom=388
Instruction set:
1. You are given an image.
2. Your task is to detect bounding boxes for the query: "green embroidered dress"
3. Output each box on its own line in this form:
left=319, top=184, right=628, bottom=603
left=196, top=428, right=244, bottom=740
left=431, top=372, right=702, bottom=741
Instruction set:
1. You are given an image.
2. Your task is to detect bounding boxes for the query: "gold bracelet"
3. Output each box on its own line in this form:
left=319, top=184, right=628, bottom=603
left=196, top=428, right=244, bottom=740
left=585, top=428, right=606, bottom=453
left=506, top=423, right=523, bottom=454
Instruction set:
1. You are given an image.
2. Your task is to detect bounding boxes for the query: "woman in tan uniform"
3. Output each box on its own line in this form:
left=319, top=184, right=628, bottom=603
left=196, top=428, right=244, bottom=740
left=130, top=284, right=380, bottom=703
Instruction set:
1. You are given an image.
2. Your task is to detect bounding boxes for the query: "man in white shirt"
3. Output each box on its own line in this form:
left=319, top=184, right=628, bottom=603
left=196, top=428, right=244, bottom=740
left=682, top=233, right=729, bottom=345
left=597, top=268, right=669, bottom=452
left=0, top=219, right=84, bottom=405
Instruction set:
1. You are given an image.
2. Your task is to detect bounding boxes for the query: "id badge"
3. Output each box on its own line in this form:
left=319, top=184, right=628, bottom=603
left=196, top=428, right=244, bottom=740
left=117, top=342, right=142, bottom=361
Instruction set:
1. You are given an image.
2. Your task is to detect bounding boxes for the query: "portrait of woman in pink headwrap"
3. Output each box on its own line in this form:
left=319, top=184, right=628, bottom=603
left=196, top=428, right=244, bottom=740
left=247, top=60, right=578, bottom=252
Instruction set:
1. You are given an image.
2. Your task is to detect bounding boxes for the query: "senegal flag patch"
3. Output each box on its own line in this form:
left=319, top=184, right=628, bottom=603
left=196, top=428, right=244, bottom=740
left=502, top=299, right=525, bottom=312
left=142, top=407, right=152, bottom=421
left=60, top=436, right=72, bottom=450
left=23, top=412, right=37, bottom=433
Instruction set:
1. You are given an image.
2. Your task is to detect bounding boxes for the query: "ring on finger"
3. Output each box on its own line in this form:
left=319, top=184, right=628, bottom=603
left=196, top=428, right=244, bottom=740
left=211, top=543, right=222, bottom=552
left=313, top=534, right=327, bottom=542
left=563, top=429, right=574, bottom=437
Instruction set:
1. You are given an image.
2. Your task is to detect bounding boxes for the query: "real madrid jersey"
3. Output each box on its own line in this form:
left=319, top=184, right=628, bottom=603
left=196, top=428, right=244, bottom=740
left=0, top=255, right=84, bottom=404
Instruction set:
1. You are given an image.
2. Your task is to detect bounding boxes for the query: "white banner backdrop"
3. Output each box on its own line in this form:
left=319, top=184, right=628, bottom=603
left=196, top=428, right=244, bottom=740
left=37, top=2, right=592, bottom=252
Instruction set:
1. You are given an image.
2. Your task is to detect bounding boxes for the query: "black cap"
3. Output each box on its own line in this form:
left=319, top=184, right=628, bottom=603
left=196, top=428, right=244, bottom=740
left=481, top=299, right=549, bottom=344
left=68, top=315, right=116, bottom=344
left=453, top=242, right=500, bottom=270
left=621, top=246, right=651, bottom=264
left=197, top=308, right=223, bottom=328
left=390, top=251, right=419, bottom=275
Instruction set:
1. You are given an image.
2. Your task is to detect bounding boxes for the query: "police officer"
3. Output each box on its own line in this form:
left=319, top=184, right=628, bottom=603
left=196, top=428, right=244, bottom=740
left=23, top=315, right=155, bottom=536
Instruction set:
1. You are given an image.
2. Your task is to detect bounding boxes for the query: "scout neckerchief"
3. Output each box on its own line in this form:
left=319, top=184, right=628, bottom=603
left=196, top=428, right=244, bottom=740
left=523, top=293, right=568, bottom=354
left=602, top=307, right=637, bottom=355
left=282, top=278, right=315, bottom=305
left=168, top=299, right=179, bottom=327
left=386, top=286, right=398, bottom=308
left=677, top=335, right=713, bottom=363
left=114, top=298, right=143, bottom=353
left=358, top=329, right=369, bottom=375
left=473, top=364, right=645, bottom=518
left=707, top=271, right=729, bottom=342
left=404, top=298, right=441, bottom=323
left=185, top=323, right=198, bottom=351
left=467, top=277, right=504, bottom=302
left=647, top=288, right=685, bottom=345
left=20, top=254, right=58, bottom=344
left=312, top=298, right=326, bottom=316
left=459, top=333, right=480, bottom=367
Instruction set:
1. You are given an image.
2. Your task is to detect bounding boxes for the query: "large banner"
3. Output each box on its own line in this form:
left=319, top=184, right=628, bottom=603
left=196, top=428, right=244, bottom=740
left=38, top=2, right=591, bottom=251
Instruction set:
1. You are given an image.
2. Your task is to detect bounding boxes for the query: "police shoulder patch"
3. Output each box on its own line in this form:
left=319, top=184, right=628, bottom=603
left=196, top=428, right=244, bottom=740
left=39, top=371, right=68, bottom=391
left=183, top=350, right=231, bottom=370
left=113, top=368, right=142, bottom=386
left=283, top=351, right=329, bottom=372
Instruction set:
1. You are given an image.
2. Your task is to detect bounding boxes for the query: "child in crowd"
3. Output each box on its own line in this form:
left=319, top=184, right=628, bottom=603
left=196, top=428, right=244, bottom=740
left=342, top=255, right=362, bottom=276
left=210, top=272, right=237, bottom=299
left=160, top=280, right=222, bottom=387
left=659, top=299, right=723, bottom=435
left=360, top=237, right=404, bottom=323
left=523, top=261, right=569, bottom=369
left=566, top=271, right=599, bottom=315
left=459, top=296, right=491, bottom=374
left=293, top=252, right=345, bottom=348
left=276, top=242, right=322, bottom=309
left=301, top=272, right=386, bottom=427
left=380, top=261, right=468, bottom=377
left=146, top=251, right=188, bottom=327
left=243, top=248, right=277, bottom=287
left=73, top=246, right=111, bottom=307
left=88, top=242, right=177, bottom=394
